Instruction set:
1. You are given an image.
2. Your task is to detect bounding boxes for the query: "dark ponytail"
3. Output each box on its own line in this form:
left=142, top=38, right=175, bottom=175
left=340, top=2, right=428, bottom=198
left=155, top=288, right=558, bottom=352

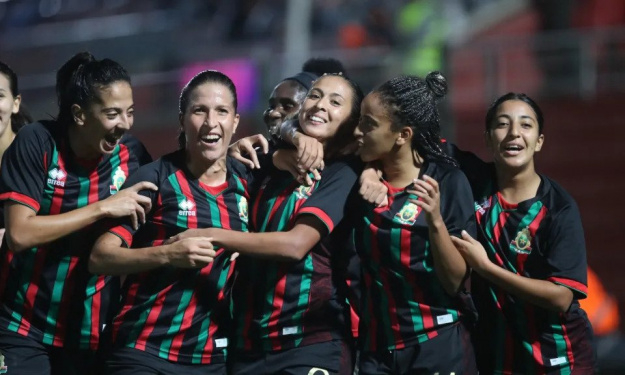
left=56, top=52, right=131, bottom=128
left=373, top=72, right=458, bottom=167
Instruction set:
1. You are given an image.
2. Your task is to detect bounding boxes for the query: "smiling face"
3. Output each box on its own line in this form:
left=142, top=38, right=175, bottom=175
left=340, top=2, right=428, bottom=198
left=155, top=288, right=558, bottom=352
left=0, top=73, right=20, bottom=137
left=74, top=80, right=134, bottom=157
left=354, top=92, right=402, bottom=163
left=486, top=99, right=544, bottom=171
left=298, top=75, right=354, bottom=144
left=181, top=81, right=239, bottom=164
left=263, top=80, right=306, bottom=134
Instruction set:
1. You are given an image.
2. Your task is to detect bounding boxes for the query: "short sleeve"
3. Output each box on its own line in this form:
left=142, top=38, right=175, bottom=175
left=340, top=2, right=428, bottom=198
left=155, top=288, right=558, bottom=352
left=544, top=202, right=588, bottom=298
left=296, top=158, right=361, bottom=234
left=107, top=161, right=161, bottom=248
left=0, top=123, right=50, bottom=212
left=439, top=168, right=477, bottom=238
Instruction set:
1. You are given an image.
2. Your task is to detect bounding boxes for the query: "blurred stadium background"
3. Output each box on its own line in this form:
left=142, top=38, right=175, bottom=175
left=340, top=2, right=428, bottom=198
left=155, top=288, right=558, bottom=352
left=1, top=0, right=624, bottom=325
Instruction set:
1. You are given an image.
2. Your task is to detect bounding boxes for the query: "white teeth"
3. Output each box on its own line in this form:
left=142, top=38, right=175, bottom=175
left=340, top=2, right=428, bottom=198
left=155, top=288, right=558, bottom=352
left=310, top=115, right=324, bottom=123
left=201, top=134, right=220, bottom=142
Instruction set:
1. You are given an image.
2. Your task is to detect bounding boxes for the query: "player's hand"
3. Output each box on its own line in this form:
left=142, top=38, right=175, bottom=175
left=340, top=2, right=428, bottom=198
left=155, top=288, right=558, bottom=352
left=292, top=132, right=324, bottom=173
left=451, top=230, right=492, bottom=273
left=164, top=228, right=208, bottom=245
left=228, top=134, right=269, bottom=169
left=406, top=175, right=442, bottom=227
left=165, top=237, right=216, bottom=268
left=359, top=167, right=387, bottom=207
left=100, top=181, right=158, bottom=230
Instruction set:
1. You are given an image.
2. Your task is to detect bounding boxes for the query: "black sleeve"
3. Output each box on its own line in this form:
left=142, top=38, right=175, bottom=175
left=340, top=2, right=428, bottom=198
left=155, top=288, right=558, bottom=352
left=544, top=200, right=588, bottom=299
left=297, top=158, right=361, bottom=234
left=0, top=123, right=50, bottom=213
left=439, top=168, right=477, bottom=239
left=107, top=161, right=161, bottom=247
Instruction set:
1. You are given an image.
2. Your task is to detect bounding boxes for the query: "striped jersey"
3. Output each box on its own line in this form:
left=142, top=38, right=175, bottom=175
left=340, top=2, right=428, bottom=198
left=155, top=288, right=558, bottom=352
left=233, top=156, right=360, bottom=352
left=451, top=144, right=594, bottom=374
left=0, top=121, right=151, bottom=350
left=353, top=161, right=476, bottom=351
left=108, top=151, right=250, bottom=364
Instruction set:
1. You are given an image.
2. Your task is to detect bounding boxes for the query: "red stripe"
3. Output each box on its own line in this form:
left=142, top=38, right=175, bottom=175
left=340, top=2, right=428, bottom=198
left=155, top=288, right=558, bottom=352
left=112, top=279, right=142, bottom=343
left=151, top=195, right=166, bottom=245
left=503, top=323, right=515, bottom=373
left=363, top=271, right=377, bottom=350
left=298, top=207, right=334, bottom=232
left=419, top=304, right=437, bottom=340
left=110, top=226, right=133, bottom=247
left=134, top=282, right=177, bottom=351
left=89, top=275, right=107, bottom=350
left=53, top=256, right=80, bottom=346
left=202, top=256, right=235, bottom=363
left=526, top=305, right=545, bottom=373
left=547, top=277, right=588, bottom=295
left=168, top=285, right=201, bottom=361
left=216, top=195, right=231, bottom=230
left=268, top=267, right=288, bottom=351
left=561, top=317, right=575, bottom=370
left=369, top=214, right=403, bottom=348
left=49, top=154, right=67, bottom=215
left=0, top=192, right=40, bottom=212
left=16, top=248, right=48, bottom=336
left=241, top=285, right=255, bottom=350
left=118, top=144, right=130, bottom=177
left=175, top=171, right=197, bottom=228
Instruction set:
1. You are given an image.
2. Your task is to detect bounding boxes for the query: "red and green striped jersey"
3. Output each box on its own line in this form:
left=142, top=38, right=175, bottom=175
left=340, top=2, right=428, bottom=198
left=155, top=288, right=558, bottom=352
left=233, top=156, right=360, bottom=352
left=353, top=161, right=476, bottom=351
left=108, top=151, right=250, bottom=364
left=0, top=121, right=151, bottom=350
left=450, top=144, right=595, bottom=374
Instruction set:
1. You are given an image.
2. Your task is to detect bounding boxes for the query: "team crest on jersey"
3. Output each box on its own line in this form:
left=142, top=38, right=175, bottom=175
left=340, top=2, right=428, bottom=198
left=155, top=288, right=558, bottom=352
left=294, top=185, right=313, bottom=200
left=510, top=226, right=532, bottom=254
left=178, top=198, right=196, bottom=216
left=238, top=197, right=248, bottom=224
left=109, top=166, right=127, bottom=195
left=47, top=167, right=66, bottom=187
left=395, top=201, right=420, bottom=225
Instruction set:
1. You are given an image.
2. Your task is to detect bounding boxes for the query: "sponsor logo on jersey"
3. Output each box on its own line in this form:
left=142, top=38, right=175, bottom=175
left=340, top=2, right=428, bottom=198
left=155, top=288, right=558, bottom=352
left=238, top=197, right=248, bottom=224
left=510, top=226, right=532, bottom=254
left=395, top=201, right=420, bottom=225
left=109, top=166, right=127, bottom=195
left=294, top=185, right=313, bottom=200
left=178, top=198, right=196, bottom=216
left=47, top=168, right=66, bottom=187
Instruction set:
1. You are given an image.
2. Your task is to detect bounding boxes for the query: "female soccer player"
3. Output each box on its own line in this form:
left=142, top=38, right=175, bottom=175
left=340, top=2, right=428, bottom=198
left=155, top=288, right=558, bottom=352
left=90, top=70, right=251, bottom=374
left=0, top=52, right=154, bottom=374
left=173, top=73, right=364, bottom=374
left=450, top=93, right=595, bottom=374
left=351, top=73, right=477, bottom=374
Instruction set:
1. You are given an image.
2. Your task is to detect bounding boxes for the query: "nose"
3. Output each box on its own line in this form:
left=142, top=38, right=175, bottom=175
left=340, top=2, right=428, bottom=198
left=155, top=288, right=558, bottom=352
left=206, top=110, right=219, bottom=128
left=268, top=108, right=283, bottom=119
left=509, top=122, right=520, bottom=137
left=353, top=124, right=363, bottom=138
left=120, top=113, right=132, bottom=130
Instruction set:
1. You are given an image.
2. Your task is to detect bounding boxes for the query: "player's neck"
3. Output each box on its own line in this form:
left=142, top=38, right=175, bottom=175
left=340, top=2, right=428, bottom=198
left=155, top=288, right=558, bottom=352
left=382, top=147, right=422, bottom=188
left=0, top=125, right=16, bottom=165
left=496, top=164, right=541, bottom=204
left=186, top=154, right=227, bottom=186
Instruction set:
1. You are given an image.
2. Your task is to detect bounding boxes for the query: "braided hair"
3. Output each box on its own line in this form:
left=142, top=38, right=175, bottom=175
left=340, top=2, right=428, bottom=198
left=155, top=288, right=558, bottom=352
left=373, top=72, right=458, bottom=167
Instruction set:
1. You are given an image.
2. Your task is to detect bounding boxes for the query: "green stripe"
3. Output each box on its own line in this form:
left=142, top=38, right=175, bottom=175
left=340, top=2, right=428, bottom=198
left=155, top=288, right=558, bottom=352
left=191, top=310, right=212, bottom=364
left=390, top=226, right=423, bottom=339
left=362, top=214, right=393, bottom=348
left=127, top=293, right=159, bottom=347
left=549, top=314, right=571, bottom=374
left=292, top=254, right=313, bottom=346
left=233, top=177, right=248, bottom=232
left=158, top=284, right=195, bottom=358
left=80, top=294, right=93, bottom=348
left=42, top=256, right=72, bottom=344
left=7, top=249, right=38, bottom=332
left=491, top=296, right=506, bottom=373
left=485, top=201, right=516, bottom=271
left=168, top=174, right=188, bottom=229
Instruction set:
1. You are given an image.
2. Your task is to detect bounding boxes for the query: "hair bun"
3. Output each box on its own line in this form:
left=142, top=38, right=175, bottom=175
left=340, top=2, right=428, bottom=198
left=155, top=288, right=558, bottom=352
left=425, top=71, right=447, bottom=99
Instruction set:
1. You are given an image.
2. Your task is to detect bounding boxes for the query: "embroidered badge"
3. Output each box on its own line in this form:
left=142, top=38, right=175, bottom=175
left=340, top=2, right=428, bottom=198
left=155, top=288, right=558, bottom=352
left=294, top=185, right=313, bottom=200
left=238, top=197, right=248, bottom=224
left=510, top=227, right=532, bottom=254
left=109, top=166, right=127, bottom=195
left=395, top=201, right=420, bottom=225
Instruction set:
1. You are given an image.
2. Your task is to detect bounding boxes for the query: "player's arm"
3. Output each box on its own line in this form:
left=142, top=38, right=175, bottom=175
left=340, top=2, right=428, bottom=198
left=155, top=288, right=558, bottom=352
left=167, top=215, right=325, bottom=262
left=4, top=181, right=157, bottom=253
left=452, top=231, right=574, bottom=312
left=89, top=232, right=216, bottom=275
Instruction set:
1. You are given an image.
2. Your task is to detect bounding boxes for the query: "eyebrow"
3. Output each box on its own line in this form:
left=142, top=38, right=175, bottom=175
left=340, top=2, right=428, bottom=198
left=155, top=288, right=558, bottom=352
left=497, top=114, right=536, bottom=121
